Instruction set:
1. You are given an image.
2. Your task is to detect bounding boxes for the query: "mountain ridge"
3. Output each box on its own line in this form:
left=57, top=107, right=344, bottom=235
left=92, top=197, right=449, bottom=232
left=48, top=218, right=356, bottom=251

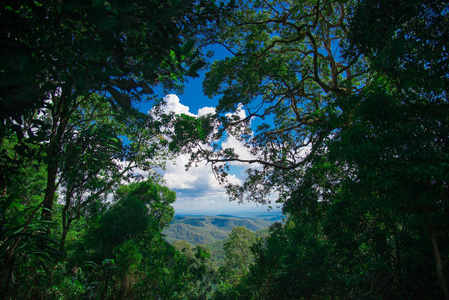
left=164, top=215, right=279, bottom=245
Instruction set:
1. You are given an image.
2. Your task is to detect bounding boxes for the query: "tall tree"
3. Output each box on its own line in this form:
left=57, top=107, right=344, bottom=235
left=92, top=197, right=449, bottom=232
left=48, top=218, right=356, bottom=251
left=173, top=241, right=219, bottom=299
left=221, top=226, right=256, bottom=287
left=170, top=0, right=449, bottom=298
left=173, top=0, right=367, bottom=204
left=0, top=0, right=229, bottom=297
left=282, top=0, right=449, bottom=297
left=51, top=94, right=171, bottom=251
left=340, top=0, right=449, bottom=297
left=0, top=0, right=226, bottom=221
left=72, top=179, right=177, bottom=299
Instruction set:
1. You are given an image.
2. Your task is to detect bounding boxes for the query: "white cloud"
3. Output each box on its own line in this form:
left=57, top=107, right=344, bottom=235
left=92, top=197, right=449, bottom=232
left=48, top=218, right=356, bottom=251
left=221, top=135, right=260, bottom=167
left=225, top=103, right=246, bottom=120
left=197, top=106, right=216, bottom=116
left=162, top=152, right=241, bottom=194
left=156, top=95, right=248, bottom=213
left=161, top=94, right=195, bottom=116
left=161, top=151, right=259, bottom=214
left=151, top=96, right=275, bottom=214
left=160, top=94, right=216, bottom=117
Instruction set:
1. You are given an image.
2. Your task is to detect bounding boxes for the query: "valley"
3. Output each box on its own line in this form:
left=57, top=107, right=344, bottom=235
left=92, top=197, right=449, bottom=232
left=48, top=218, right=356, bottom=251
left=163, top=214, right=282, bottom=245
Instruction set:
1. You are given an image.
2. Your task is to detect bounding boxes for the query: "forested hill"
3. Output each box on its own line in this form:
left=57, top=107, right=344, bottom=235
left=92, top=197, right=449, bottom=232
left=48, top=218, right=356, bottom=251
left=163, top=216, right=277, bottom=245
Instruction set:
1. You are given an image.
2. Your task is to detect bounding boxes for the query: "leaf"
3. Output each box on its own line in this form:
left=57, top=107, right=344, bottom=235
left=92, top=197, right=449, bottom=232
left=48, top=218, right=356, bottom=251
left=189, top=49, right=200, bottom=62
left=104, top=136, right=120, bottom=144
left=187, top=70, right=200, bottom=78
left=189, top=60, right=207, bottom=72
left=0, top=190, right=20, bottom=211
left=182, top=39, right=196, bottom=55
left=92, top=0, right=104, bottom=7
left=99, top=16, right=121, bottom=30
left=39, top=244, right=62, bottom=255
left=85, top=124, right=98, bottom=136
left=140, top=82, right=154, bottom=94
left=106, top=87, right=131, bottom=110
left=84, top=261, right=100, bottom=269
left=187, top=60, right=207, bottom=77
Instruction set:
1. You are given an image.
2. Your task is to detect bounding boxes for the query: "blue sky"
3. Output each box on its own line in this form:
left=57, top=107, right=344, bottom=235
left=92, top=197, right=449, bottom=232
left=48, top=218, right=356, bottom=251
left=134, top=45, right=278, bottom=216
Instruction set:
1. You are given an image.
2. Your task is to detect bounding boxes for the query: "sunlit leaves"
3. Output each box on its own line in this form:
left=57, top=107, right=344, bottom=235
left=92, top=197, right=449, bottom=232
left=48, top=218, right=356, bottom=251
left=190, top=0, right=369, bottom=203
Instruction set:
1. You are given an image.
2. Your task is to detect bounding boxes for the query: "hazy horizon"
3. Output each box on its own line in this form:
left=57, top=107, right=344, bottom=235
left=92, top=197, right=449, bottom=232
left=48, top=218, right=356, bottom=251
left=173, top=204, right=283, bottom=218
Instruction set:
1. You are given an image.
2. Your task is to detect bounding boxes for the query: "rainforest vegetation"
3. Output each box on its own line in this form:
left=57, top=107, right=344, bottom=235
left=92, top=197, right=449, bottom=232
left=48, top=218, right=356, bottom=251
left=1, top=0, right=448, bottom=299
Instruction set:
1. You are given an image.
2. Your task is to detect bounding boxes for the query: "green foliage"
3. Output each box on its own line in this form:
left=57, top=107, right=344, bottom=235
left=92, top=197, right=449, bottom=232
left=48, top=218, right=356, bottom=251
left=219, top=227, right=256, bottom=293
left=347, top=0, right=448, bottom=92
left=173, top=241, right=219, bottom=299
left=62, top=179, right=198, bottom=299
left=2, top=0, right=448, bottom=298
left=247, top=0, right=449, bottom=298
left=201, top=226, right=271, bottom=268
left=243, top=221, right=336, bottom=299
left=0, top=142, right=57, bottom=299
left=0, top=212, right=62, bottom=299
left=204, top=0, right=449, bottom=299
left=0, top=0, right=223, bottom=126
left=82, top=179, right=175, bottom=260
left=171, top=0, right=369, bottom=206
left=337, top=1, right=449, bottom=297
left=170, top=113, right=217, bottom=154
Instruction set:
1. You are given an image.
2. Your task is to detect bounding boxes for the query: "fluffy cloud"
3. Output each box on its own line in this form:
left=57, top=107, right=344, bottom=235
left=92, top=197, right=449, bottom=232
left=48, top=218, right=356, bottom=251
left=155, top=95, right=280, bottom=214
left=161, top=94, right=195, bottom=116
left=160, top=94, right=216, bottom=117
left=162, top=153, right=241, bottom=190
left=157, top=95, right=255, bottom=213
left=198, top=106, right=216, bottom=116
left=221, top=135, right=260, bottom=167
left=162, top=152, right=244, bottom=210
left=225, top=103, right=246, bottom=120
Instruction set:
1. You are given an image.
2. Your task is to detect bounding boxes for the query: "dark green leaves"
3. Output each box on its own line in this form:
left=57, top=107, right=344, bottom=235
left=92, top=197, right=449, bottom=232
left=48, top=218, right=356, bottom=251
left=182, top=39, right=196, bottom=56
left=106, top=87, right=131, bottom=110
left=187, top=60, right=207, bottom=77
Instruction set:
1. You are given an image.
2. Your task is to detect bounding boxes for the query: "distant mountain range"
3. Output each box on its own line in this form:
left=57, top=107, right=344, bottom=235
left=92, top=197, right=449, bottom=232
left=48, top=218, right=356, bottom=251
left=163, top=214, right=282, bottom=245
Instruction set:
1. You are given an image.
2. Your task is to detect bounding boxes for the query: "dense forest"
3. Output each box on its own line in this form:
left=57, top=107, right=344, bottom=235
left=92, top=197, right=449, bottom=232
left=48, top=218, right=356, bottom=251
left=1, top=0, right=448, bottom=299
left=164, top=216, right=275, bottom=245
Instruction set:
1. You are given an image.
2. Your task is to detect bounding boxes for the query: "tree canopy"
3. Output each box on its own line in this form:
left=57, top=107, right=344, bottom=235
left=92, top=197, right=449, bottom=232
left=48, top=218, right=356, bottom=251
left=174, top=0, right=368, bottom=204
left=1, top=0, right=448, bottom=298
left=172, top=0, right=449, bottom=298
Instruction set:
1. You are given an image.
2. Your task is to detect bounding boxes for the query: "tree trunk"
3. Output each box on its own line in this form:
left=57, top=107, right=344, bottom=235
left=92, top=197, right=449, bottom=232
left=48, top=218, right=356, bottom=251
left=41, top=85, right=73, bottom=221
left=60, top=224, right=70, bottom=253
left=429, top=228, right=449, bottom=300
left=42, top=160, right=58, bottom=221
left=425, top=207, right=449, bottom=300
